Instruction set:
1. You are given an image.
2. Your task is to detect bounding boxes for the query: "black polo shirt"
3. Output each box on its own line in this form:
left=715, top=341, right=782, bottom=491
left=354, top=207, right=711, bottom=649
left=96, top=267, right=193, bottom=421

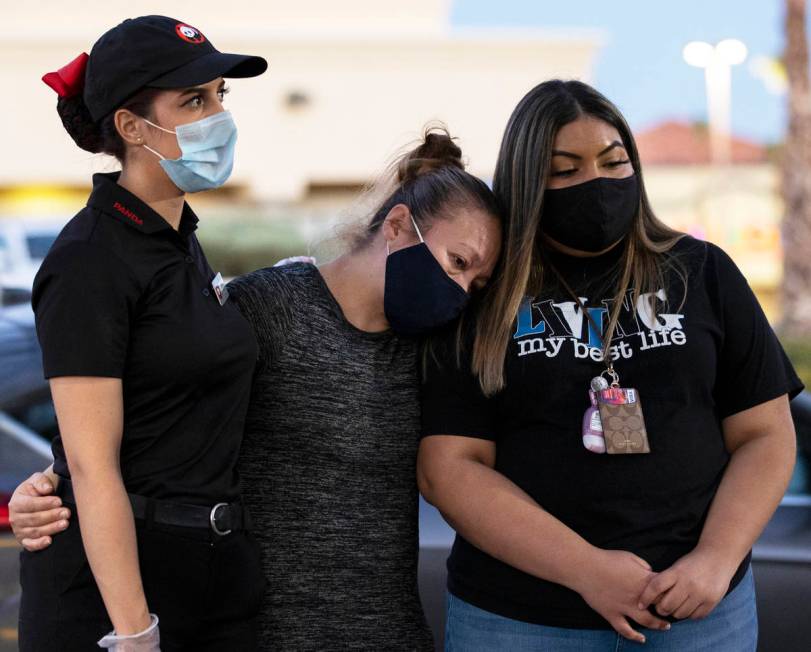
left=32, top=172, right=258, bottom=505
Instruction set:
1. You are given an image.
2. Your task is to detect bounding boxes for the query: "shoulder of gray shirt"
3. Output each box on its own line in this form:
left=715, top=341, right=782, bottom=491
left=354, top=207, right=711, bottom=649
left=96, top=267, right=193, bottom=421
left=227, top=263, right=322, bottom=363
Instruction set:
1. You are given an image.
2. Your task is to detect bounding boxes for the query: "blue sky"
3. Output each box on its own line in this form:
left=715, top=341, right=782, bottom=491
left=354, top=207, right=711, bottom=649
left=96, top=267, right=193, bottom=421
left=452, top=0, right=788, bottom=144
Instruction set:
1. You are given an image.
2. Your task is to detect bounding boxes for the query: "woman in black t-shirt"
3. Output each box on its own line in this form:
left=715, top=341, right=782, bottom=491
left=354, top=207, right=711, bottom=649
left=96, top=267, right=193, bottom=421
left=419, top=80, right=803, bottom=651
left=16, top=16, right=267, bottom=651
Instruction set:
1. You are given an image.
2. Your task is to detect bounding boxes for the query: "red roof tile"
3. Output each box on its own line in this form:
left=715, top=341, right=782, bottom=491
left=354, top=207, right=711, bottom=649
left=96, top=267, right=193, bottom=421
left=634, top=120, right=767, bottom=165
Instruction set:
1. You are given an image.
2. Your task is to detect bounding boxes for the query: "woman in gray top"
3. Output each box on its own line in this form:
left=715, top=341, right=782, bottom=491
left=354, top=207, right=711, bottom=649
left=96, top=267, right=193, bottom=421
left=226, top=129, right=501, bottom=649
left=10, top=128, right=502, bottom=650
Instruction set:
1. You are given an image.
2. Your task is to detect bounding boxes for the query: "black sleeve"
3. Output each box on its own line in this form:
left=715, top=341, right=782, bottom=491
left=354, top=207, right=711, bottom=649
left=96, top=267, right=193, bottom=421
left=32, top=241, right=139, bottom=379
left=420, top=327, right=498, bottom=440
left=227, top=267, right=294, bottom=370
left=709, top=244, right=804, bottom=419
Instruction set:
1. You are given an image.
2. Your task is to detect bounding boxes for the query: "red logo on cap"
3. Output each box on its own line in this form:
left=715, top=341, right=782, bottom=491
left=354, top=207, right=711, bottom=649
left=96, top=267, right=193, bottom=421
left=175, top=23, right=206, bottom=44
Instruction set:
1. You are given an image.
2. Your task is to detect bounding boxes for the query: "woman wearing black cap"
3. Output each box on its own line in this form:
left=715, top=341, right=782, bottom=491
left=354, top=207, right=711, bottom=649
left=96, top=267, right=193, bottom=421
left=17, top=15, right=267, bottom=651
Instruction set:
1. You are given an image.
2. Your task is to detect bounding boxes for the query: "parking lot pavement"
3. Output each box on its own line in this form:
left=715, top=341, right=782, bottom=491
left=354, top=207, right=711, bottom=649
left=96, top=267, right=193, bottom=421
left=0, top=535, right=19, bottom=651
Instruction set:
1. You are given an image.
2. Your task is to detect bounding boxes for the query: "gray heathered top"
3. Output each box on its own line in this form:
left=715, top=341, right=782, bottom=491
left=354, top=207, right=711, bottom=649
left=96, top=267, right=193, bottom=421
left=227, top=263, right=434, bottom=651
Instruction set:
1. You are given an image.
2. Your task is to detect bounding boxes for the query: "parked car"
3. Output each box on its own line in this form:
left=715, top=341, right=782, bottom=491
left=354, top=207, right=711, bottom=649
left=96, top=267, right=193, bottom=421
left=0, top=303, right=49, bottom=414
left=0, top=220, right=63, bottom=307
left=0, top=302, right=54, bottom=535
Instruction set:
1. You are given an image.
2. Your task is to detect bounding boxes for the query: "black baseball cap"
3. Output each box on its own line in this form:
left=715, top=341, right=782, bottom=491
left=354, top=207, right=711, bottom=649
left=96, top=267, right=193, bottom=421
left=84, top=15, right=267, bottom=121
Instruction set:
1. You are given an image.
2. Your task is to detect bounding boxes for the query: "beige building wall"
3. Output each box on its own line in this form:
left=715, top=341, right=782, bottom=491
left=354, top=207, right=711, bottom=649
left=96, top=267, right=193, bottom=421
left=643, top=163, right=783, bottom=318
left=0, top=1, right=601, bottom=202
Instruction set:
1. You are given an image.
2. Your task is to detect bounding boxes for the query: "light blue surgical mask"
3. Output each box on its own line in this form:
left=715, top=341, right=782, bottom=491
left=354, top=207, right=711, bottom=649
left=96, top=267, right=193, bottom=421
left=142, top=111, right=238, bottom=193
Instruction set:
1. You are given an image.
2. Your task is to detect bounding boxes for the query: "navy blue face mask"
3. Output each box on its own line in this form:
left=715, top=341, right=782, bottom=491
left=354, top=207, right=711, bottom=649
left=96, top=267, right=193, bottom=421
left=383, top=217, right=470, bottom=336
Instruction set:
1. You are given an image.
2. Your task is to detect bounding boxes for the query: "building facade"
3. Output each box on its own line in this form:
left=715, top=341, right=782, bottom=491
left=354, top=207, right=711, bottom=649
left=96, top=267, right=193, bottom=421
left=0, top=1, right=601, bottom=203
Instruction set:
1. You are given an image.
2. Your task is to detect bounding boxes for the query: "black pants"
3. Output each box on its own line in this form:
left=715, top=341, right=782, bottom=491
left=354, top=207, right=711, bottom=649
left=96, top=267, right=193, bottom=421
left=18, top=510, right=265, bottom=651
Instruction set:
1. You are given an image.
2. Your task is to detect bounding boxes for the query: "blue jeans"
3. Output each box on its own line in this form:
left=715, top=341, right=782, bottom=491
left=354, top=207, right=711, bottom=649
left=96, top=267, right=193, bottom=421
left=445, top=567, right=757, bottom=651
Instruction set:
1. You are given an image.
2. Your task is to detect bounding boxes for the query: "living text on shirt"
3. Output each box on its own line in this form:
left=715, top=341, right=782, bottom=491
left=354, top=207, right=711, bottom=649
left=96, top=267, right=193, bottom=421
left=513, top=288, right=686, bottom=361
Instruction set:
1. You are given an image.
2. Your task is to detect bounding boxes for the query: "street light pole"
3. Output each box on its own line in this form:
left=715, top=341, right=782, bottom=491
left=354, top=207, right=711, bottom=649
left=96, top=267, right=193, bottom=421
left=684, top=39, right=748, bottom=164
left=705, top=55, right=732, bottom=163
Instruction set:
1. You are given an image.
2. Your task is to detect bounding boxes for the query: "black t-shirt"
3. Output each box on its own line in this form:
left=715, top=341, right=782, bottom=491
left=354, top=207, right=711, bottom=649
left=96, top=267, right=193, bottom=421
left=420, top=236, right=803, bottom=629
left=32, top=172, right=258, bottom=505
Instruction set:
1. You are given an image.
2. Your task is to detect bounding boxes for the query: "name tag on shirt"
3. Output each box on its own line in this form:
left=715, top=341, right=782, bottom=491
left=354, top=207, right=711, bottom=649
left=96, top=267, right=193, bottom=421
left=212, top=272, right=229, bottom=306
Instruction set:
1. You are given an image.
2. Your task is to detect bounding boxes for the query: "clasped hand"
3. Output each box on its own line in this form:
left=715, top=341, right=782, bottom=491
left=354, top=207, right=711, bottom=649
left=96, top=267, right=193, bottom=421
left=636, top=548, right=737, bottom=622
left=575, top=547, right=735, bottom=644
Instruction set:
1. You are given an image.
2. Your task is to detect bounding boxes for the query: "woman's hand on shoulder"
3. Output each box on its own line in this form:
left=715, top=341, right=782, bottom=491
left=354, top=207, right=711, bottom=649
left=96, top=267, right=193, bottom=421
left=8, top=470, right=70, bottom=551
left=575, top=548, right=671, bottom=644
left=636, top=547, right=738, bottom=621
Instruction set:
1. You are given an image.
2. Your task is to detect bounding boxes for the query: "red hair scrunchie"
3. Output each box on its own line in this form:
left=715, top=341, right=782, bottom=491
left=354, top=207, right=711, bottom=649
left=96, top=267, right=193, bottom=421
left=42, top=52, right=89, bottom=99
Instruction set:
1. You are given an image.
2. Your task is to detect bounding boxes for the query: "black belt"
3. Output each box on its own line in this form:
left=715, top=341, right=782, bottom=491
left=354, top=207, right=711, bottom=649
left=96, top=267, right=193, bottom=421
left=58, top=478, right=250, bottom=536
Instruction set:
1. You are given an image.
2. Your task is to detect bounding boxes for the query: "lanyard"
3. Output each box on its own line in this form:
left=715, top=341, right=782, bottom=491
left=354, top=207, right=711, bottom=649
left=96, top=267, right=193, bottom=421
left=545, top=258, right=623, bottom=387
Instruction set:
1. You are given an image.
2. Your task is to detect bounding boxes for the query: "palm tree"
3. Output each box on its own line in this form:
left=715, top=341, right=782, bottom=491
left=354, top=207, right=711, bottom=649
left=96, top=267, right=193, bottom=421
left=781, top=0, right=811, bottom=336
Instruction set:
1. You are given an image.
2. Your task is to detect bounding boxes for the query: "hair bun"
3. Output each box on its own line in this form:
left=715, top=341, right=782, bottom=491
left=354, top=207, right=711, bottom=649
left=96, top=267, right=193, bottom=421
left=56, top=95, right=105, bottom=154
left=397, top=125, right=464, bottom=184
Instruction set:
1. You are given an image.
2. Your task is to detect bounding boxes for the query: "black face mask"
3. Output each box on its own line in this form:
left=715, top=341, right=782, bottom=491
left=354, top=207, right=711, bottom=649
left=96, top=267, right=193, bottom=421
left=383, top=219, right=470, bottom=336
left=542, top=175, right=639, bottom=253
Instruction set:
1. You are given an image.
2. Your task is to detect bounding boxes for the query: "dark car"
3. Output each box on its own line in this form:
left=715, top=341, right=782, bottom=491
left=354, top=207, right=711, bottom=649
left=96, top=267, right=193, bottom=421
left=0, top=305, right=55, bottom=650
left=0, top=302, right=54, bottom=519
left=0, top=304, right=49, bottom=414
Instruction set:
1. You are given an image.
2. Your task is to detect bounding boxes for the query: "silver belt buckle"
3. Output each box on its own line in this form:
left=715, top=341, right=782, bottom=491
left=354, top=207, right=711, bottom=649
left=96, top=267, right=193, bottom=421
left=209, top=502, right=232, bottom=536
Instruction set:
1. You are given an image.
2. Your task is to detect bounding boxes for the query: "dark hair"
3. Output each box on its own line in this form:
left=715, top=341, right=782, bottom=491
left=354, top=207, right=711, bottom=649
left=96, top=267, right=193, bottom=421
left=56, top=88, right=161, bottom=160
left=471, top=79, right=686, bottom=394
left=360, top=126, right=501, bottom=246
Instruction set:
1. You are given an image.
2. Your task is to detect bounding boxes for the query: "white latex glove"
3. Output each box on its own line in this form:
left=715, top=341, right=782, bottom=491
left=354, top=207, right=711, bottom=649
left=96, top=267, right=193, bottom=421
left=97, top=614, right=160, bottom=651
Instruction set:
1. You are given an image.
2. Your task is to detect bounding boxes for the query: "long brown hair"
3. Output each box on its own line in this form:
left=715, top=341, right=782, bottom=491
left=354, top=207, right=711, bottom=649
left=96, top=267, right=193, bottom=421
left=472, top=80, right=686, bottom=395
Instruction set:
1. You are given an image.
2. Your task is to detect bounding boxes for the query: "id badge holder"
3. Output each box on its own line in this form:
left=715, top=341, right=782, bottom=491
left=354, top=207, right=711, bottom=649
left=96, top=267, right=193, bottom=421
left=553, top=262, right=651, bottom=455
left=211, top=272, right=229, bottom=306
left=596, top=386, right=651, bottom=455
left=581, top=370, right=651, bottom=454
